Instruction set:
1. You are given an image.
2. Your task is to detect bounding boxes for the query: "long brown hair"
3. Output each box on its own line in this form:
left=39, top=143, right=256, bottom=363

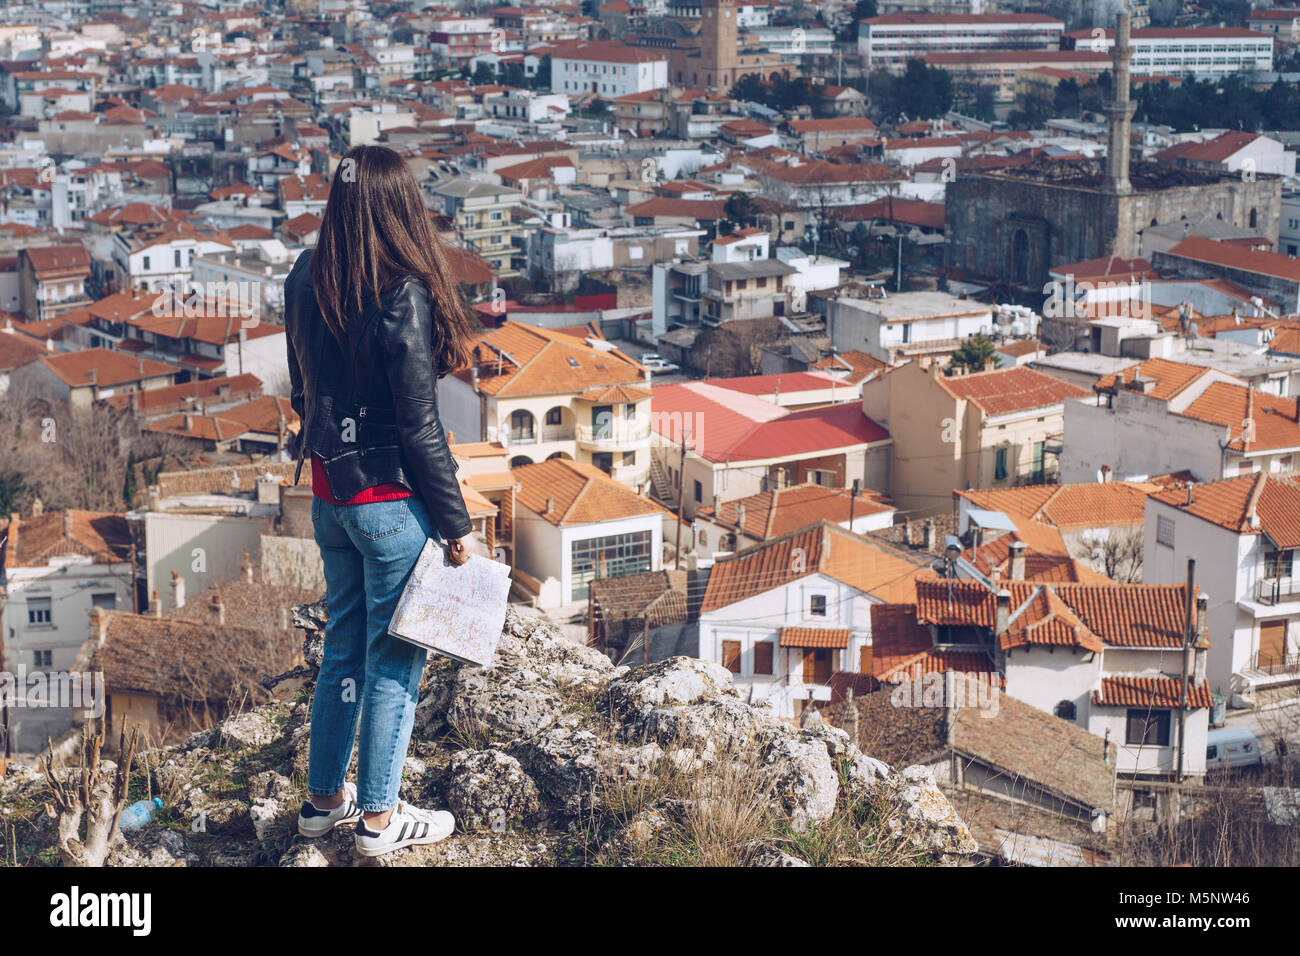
left=310, top=144, right=478, bottom=373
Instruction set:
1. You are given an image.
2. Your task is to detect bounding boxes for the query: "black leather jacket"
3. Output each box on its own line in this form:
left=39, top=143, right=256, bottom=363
left=284, top=249, right=472, bottom=541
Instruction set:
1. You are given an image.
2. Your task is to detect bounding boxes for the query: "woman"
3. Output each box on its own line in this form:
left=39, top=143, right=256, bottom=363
left=284, top=144, right=481, bottom=857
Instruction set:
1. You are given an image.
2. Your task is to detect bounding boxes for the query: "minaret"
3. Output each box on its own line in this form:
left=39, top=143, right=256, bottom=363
left=1103, top=11, right=1136, bottom=195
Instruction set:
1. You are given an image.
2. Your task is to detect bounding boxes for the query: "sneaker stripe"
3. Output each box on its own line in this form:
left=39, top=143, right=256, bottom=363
left=397, top=821, right=410, bottom=844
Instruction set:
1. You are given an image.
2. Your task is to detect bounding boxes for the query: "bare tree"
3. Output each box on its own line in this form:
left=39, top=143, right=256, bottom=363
left=1075, top=528, right=1144, bottom=583
left=41, top=724, right=140, bottom=867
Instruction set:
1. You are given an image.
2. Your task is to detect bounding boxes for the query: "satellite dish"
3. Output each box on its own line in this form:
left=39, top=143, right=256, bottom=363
left=1010, top=319, right=1026, bottom=336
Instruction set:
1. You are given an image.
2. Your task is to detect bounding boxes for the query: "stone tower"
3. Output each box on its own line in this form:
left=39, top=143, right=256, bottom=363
left=1103, top=11, right=1136, bottom=196
left=699, top=0, right=739, bottom=92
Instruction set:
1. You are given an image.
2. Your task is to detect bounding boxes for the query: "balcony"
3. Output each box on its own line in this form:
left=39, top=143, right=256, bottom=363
left=503, top=426, right=575, bottom=446
left=1254, top=576, right=1300, bottom=606
left=576, top=420, right=651, bottom=449
left=611, top=462, right=650, bottom=487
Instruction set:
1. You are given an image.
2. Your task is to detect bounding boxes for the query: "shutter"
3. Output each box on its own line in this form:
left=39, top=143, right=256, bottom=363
left=721, top=639, right=741, bottom=674
left=754, top=641, right=773, bottom=675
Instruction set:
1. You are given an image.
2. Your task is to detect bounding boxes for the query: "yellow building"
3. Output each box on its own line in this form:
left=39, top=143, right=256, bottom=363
left=427, top=177, right=523, bottom=277
left=861, top=358, right=1091, bottom=517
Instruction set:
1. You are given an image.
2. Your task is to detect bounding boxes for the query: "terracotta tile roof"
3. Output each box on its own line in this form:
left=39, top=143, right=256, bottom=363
left=701, top=521, right=929, bottom=612
left=700, top=482, right=894, bottom=539
left=958, top=481, right=1155, bottom=532
left=511, top=458, right=667, bottom=526
left=41, top=347, right=179, bottom=387
left=810, top=349, right=887, bottom=384
left=90, top=610, right=298, bottom=701
left=788, top=117, right=877, bottom=134
left=3, top=509, right=131, bottom=566
left=1002, top=585, right=1104, bottom=653
left=21, top=243, right=90, bottom=275
left=153, top=461, right=302, bottom=499
left=625, top=197, right=727, bottom=221
left=590, top=569, right=689, bottom=628
left=1092, top=676, right=1212, bottom=709
left=877, top=647, right=1002, bottom=686
left=914, top=579, right=1193, bottom=648
left=102, top=373, right=262, bottom=413
left=1164, top=237, right=1300, bottom=284
left=939, top=366, right=1089, bottom=416
left=837, top=198, right=945, bottom=231
left=779, top=627, right=850, bottom=648
left=1180, top=382, right=1300, bottom=452
left=457, top=321, right=645, bottom=397
left=1149, top=471, right=1300, bottom=547
left=1093, top=357, right=1218, bottom=402
left=949, top=680, right=1116, bottom=811
left=582, top=382, right=651, bottom=403
left=0, top=330, right=48, bottom=372
left=1156, top=130, right=1260, bottom=165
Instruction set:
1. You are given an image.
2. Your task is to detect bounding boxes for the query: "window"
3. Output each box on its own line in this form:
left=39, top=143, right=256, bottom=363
left=509, top=409, right=535, bottom=441
left=698, top=529, right=707, bottom=547
left=721, top=639, right=742, bottom=673
left=91, top=593, right=116, bottom=610
left=693, top=480, right=702, bottom=502
left=545, top=407, right=562, bottom=426
left=1125, top=709, right=1171, bottom=747
left=27, top=597, right=52, bottom=626
left=994, top=447, right=1008, bottom=481
left=1054, top=700, right=1077, bottom=721
left=809, top=594, right=827, bottom=616
left=34, top=649, right=52, bottom=667
left=1265, top=549, right=1293, bottom=579
left=569, top=529, right=652, bottom=600
left=1032, top=441, right=1045, bottom=479
left=1156, top=515, right=1176, bottom=548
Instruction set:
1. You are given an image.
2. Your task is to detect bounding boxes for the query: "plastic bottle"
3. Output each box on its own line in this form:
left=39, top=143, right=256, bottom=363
left=119, top=796, right=163, bottom=831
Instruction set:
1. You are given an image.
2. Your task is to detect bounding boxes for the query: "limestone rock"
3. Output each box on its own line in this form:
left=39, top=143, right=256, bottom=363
left=444, top=749, right=541, bottom=831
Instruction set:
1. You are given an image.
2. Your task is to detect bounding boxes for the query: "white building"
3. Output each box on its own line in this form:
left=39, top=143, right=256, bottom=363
left=697, top=521, right=927, bottom=719
left=1144, top=471, right=1300, bottom=704
left=550, top=41, right=669, bottom=98
left=859, top=13, right=1064, bottom=71
left=0, top=508, right=134, bottom=753
left=828, top=291, right=994, bottom=364
left=511, top=458, right=666, bottom=607
left=1064, top=27, right=1273, bottom=77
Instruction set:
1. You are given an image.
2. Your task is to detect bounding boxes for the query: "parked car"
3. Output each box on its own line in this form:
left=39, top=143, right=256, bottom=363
left=1206, top=727, right=1263, bottom=771
left=640, top=353, right=679, bottom=373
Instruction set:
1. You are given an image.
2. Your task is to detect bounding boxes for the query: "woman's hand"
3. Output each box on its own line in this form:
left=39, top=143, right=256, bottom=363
left=446, top=535, right=474, bottom=566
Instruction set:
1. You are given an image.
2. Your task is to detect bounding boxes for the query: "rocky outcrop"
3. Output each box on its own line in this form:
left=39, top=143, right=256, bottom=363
left=0, top=603, right=976, bottom=866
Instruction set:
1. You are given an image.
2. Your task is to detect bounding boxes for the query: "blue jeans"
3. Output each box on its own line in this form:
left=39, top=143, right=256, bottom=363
left=307, top=493, right=436, bottom=812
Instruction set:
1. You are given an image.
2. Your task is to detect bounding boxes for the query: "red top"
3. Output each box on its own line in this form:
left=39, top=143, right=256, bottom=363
left=311, top=454, right=411, bottom=504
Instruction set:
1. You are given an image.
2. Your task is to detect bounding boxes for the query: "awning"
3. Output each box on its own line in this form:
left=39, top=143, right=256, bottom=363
left=779, top=627, right=850, bottom=649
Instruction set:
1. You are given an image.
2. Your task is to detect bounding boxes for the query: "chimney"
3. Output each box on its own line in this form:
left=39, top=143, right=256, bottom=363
left=62, top=510, right=71, bottom=538
left=1009, top=540, right=1027, bottom=581
left=6, top=512, right=16, bottom=561
left=1243, top=387, right=1255, bottom=449
left=923, top=518, right=936, bottom=552
left=31, top=497, right=42, bottom=516
left=736, top=503, right=747, bottom=531
left=242, top=551, right=253, bottom=584
left=149, top=589, right=161, bottom=617
left=1185, top=481, right=1195, bottom=506
left=170, top=569, right=185, bottom=608
left=183, top=413, right=194, bottom=431
left=211, top=593, right=225, bottom=626
left=1194, top=592, right=1209, bottom=683
left=545, top=497, right=555, bottom=515
left=995, top=589, right=1011, bottom=637
left=92, top=605, right=110, bottom=645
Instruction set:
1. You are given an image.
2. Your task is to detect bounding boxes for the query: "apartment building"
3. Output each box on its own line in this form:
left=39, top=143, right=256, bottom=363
left=1061, top=27, right=1273, bottom=77
left=427, top=177, right=522, bottom=277
left=859, top=14, right=1065, bottom=72
left=18, top=244, right=91, bottom=322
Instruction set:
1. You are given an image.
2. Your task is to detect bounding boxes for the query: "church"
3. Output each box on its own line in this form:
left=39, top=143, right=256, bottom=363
left=632, top=0, right=784, bottom=94
left=944, top=12, right=1282, bottom=291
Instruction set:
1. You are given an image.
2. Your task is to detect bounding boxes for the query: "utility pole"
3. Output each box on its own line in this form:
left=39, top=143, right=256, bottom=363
left=1177, top=558, right=1196, bottom=785
left=673, top=431, right=687, bottom=570
left=895, top=232, right=903, bottom=293
left=848, top=478, right=859, bottom=532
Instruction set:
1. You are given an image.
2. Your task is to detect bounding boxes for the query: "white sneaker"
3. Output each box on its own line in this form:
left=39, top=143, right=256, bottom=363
left=354, top=801, right=455, bottom=857
left=298, top=782, right=363, bottom=837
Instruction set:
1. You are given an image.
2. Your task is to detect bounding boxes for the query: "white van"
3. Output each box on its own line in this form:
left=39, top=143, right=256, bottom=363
left=1206, top=728, right=1263, bottom=771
